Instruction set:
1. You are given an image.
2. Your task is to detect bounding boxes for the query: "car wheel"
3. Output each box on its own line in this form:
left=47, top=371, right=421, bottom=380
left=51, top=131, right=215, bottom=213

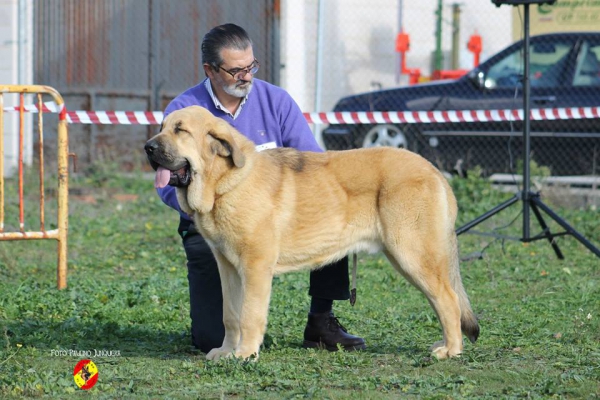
left=358, top=124, right=409, bottom=149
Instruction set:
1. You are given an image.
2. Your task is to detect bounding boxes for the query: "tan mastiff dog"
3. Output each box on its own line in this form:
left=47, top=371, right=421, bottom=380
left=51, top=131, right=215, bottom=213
left=145, top=105, right=479, bottom=361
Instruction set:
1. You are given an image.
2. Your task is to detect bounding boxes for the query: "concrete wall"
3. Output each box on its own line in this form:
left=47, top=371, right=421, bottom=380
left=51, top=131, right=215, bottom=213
left=0, top=0, right=33, bottom=176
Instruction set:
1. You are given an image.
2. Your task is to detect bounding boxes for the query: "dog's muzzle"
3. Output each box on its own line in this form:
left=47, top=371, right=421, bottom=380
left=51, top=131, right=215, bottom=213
left=144, top=139, right=191, bottom=189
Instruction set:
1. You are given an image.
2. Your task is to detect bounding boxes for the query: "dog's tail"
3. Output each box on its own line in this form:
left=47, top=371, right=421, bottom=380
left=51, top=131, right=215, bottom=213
left=449, top=234, right=480, bottom=343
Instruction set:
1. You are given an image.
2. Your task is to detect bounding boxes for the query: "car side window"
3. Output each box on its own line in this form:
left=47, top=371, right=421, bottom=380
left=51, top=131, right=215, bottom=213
left=485, top=41, right=573, bottom=89
left=573, top=42, right=600, bottom=87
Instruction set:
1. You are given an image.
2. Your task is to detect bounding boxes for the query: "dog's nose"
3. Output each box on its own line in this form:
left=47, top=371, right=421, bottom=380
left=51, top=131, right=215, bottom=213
left=145, top=140, right=159, bottom=155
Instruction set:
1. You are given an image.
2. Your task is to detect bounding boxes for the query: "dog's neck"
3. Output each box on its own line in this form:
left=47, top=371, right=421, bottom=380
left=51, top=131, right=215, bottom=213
left=184, top=153, right=254, bottom=216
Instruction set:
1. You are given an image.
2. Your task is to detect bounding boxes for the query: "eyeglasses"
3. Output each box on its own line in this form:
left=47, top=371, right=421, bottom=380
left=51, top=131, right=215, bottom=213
left=218, top=59, right=260, bottom=80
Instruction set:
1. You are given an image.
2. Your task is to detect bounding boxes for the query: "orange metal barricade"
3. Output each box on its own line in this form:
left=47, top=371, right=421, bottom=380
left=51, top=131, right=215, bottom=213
left=0, top=85, right=69, bottom=289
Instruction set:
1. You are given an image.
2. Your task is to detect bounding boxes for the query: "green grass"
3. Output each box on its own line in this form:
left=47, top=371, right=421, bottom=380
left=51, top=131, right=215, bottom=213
left=0, top=166, right=599, bottom=399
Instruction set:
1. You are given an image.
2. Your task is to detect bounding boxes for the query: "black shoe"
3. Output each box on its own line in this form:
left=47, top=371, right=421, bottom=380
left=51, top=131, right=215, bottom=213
left=302, top=312, right=366, bottom=351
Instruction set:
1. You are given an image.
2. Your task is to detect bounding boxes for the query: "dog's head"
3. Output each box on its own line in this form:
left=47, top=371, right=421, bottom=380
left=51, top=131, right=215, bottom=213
left=144, top=106, right=246, bottom=189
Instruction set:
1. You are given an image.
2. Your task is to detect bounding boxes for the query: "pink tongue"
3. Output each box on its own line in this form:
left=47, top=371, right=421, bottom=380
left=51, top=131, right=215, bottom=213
left=154, top=166, right=171, bottom=189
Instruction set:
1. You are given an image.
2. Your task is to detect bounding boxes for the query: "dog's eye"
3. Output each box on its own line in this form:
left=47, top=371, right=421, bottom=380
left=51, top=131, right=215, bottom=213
left=174, top=121, right=184, bottom=134
left=173, top=120, right=190, bottom=135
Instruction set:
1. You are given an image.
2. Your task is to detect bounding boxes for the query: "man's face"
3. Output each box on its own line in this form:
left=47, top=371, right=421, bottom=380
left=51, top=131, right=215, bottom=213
left=210, top=47, right=256, bottom=98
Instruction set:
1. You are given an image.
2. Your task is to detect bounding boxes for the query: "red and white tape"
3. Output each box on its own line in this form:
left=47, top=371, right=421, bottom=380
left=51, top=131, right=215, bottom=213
left=302, top=107, right=600, bottom=125
left=3, top=102, right=600, bottom=125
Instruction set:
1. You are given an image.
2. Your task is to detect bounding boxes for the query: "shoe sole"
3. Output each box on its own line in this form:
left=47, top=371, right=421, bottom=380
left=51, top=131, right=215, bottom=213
left=302, top=340, right=367, bottom=352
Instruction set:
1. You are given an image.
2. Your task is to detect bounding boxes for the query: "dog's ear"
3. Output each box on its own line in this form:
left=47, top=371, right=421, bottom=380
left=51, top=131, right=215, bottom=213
left=207, top=120, right=246, bottom=168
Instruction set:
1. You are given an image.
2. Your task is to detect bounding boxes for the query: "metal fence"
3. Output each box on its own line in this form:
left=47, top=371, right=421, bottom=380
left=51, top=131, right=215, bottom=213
left=30, top=0, right=600, bottom=179
left=0, top=85, right=69, bottom=289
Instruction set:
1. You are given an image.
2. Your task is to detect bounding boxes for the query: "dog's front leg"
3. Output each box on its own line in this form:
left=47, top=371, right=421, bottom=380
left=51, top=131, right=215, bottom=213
left=234, top=262, right=275, bottom=361
left=206, top=253, right=243, bottom=361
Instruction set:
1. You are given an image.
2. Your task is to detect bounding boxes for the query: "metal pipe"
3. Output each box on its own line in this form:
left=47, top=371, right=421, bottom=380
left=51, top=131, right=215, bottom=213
left=451, top=4, right=461, bottom=70
left=523, top=4, right=531, bottom=239
left=56, top=92, right=69, bottom=290
left=271, top=0, right=281, bottom=86
left=434, top=0, right=443, bottom=72
left=37, top=94, right=45, bottom=232
left=19, top=94, right=25, bottom=233
left=18, top=0, right=26, bottom=85
left=315, top=0, right=325, bottom=112
left=396, top=0, right=404, bottom=84
left=0, top=230, right=59, bottom=240
left=314, top=0, right=326, bottom=148
left=148, top=0, right=156, bottom=111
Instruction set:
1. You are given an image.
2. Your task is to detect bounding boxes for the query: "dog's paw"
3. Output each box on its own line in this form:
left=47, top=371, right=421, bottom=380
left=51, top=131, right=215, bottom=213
left=206, top=347, right=234, bottom=361
left=430, top=340, right=462, bottom=360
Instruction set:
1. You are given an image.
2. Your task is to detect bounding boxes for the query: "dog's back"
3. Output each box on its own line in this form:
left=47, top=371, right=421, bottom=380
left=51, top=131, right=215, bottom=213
left=260, top=147, right=456, bottom=272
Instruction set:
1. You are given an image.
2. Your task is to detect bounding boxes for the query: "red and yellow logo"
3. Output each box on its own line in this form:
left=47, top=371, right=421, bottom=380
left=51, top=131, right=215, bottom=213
left=73, top=359, right=98, bottom=390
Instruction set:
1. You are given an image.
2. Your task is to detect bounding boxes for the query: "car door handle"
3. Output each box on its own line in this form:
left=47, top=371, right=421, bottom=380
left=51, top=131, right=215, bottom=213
left=532, top=96, right=556, bottom=105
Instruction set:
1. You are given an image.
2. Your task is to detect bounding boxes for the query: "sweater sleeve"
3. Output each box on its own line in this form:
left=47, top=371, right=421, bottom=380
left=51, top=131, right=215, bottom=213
left=279, top=93, right=324, bottom=153
left=156, top=185, right=183, bottom=215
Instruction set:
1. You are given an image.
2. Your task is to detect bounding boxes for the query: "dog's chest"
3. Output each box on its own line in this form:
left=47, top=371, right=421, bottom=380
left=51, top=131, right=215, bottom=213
left=195, top=213, right=242, bottom=252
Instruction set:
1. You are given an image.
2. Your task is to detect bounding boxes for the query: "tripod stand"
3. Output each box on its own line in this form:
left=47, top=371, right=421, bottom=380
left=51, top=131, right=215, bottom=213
left=456, top=0, right=600, bottom=259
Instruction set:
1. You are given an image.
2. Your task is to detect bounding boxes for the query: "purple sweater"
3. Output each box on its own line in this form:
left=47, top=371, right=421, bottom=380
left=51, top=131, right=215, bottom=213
left=157, top=78, right=322, bottom=219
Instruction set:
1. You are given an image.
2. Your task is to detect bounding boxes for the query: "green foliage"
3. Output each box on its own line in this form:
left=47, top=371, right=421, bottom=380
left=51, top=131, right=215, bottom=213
left=516, top=159, right=552, bottom=180
left=0, top=166, right=599, bottom=398
left=450, top=166, right=515, bottom=225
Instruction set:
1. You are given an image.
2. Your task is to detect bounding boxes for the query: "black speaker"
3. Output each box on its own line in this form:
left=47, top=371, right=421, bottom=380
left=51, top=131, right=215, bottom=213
left=492, top=0, right=556, bottom=6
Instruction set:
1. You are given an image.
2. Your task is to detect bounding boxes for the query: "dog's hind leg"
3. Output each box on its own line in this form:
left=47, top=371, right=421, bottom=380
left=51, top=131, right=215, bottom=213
left=206, top=252, right=243, bottom=361
left=383, top=246, right=464, bottom=359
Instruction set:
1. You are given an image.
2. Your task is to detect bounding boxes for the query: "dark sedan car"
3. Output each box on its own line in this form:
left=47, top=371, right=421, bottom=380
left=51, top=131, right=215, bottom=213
left=322, top=32, right=600, bottom=176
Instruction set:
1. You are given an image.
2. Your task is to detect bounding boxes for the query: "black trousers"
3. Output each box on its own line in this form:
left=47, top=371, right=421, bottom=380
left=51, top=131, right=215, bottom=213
left=180, top=219, right=350, bottom=353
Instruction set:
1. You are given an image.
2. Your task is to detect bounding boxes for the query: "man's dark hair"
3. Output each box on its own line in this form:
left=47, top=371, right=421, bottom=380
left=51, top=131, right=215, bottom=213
left=202, top=23, right=253, bottom=70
